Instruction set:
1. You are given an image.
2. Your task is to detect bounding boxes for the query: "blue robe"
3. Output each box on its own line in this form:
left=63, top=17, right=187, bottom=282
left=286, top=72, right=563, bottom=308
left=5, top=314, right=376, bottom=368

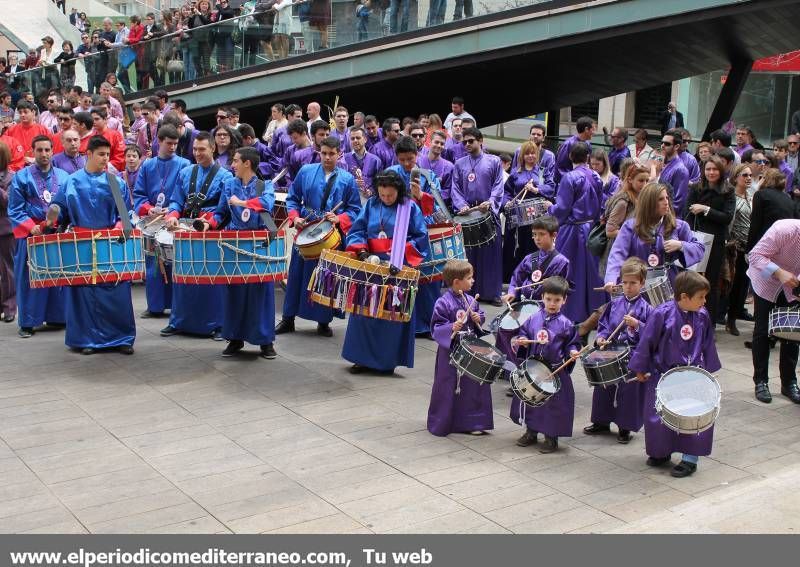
left=212, top=176, right=277, bottom=345
left=51, top=169, right=135, bottom=349
left=628, top=301, right=721, bottom=458
left=166, top=163, right=232, bottom=335
left=589, top=294, right=653, bottom=432
left=428, top=290, right=494, bottom=436
left=341, top=198, right=430, bottom=371
left=555, top=135, right=592, bottom=184
left=8, top=165, right=69, bottom=328
left=283, top=164, right=361, bottom=325
left=133, top=154, right=191, bottom=313
left=510, top=310, right=582, bottom=437
left=549, top=164, right=605, bottom=323
left=451, top=152, right=505, bottom=300
left=660, top=157, right=690, bottom=218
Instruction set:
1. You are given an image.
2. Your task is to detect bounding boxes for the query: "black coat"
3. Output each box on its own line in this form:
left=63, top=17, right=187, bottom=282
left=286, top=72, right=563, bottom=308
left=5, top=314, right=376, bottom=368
left=659, top=110, right=684, bottom=135
left=685, top=182, right=735, bottom=239
left=746, top=186, right=800, bottom=252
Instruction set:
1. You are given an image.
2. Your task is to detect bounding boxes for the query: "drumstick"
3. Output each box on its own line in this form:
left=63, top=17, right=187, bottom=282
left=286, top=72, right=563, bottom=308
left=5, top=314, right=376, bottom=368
left=145, top=212, right=166, bottom=227
left=543, top=343, right=593, bottom=382
left=451, top=294, right=479, bottom=339
left=594, top=285, right=622, bottom=292
left=513, top=280, right=545, bottom=291
left=599, top=315, right=630, bottom=350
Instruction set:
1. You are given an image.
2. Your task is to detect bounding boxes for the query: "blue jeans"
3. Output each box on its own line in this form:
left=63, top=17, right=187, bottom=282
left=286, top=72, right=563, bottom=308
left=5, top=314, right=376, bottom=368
left=453, top=0, right=473, bottom=20
left=682, top=454, right=699, bottom=464
left=389, top=0, right=410, bottom=33
left=427, top=0, right=447, bottom=25
left=181, top=46, right=196, bottom=81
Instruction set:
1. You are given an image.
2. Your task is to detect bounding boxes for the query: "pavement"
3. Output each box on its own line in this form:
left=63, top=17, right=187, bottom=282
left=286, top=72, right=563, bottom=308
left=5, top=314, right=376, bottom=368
left=1, top=285, right=800, bottom=534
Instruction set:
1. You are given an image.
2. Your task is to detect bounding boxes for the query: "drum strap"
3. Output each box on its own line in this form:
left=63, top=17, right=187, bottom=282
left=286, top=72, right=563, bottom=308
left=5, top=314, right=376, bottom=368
left=418, top=168, right=453, bottom=221
left=107, top=173, right=132, bottom=240
left=320, top=170, right=338, bottom=213
left=186, top=164, right=221, bottom=218
left=255, top=180, right=280, bottom=239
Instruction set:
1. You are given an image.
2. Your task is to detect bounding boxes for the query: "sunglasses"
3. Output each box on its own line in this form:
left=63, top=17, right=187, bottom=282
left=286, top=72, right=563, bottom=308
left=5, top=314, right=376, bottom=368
left=462, top=139, right=477, bottom=145
left=789, top=142, right=799, bottom=145
left=754, top=159, right=769, bottom=165
left=740, top=173, right=753, bottom=177
left=216, top=115, right=227, bottom=120
left=661, top=141, right=674, bottom=146
left=410, top=133, right=425, bottom=138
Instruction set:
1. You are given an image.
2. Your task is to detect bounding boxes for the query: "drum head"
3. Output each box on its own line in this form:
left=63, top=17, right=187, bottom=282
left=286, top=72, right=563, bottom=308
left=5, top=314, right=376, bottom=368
left=453, top=210, right=486, bottom=224
left=500, top=301, right=541, bottom=330
left=523, top=358, right=558, bottom=393
left=461, top=336, right=505, bottom=364
left=657, top=368, right=720, bottom=417
left=582, top=345, right=629, bottom=367
left=156, top=229, right=174, bottom=246
left=138, top=218, right=165, bottom=237
left=296, top=220, right=333, bottom=245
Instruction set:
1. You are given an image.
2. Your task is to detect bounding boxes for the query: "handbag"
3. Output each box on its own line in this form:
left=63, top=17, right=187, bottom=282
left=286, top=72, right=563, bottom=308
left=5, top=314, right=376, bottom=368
left=687, top=216, right=714, bottom=273
left=166, top=58, right=184, bottom=74
left=587, top=220, right=608, bottom=257
left=119, top=46, right=137, bottom=69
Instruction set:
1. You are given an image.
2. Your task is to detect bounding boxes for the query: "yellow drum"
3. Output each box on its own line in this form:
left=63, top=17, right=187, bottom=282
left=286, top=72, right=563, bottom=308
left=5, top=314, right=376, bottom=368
left=295, top=219, right=341, bottom=260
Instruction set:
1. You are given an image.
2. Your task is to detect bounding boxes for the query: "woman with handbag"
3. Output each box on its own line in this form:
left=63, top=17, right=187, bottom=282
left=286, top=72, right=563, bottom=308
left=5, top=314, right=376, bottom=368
left=684, top=155, right=735, bottom=324
left=725, top=164, right=753, bottom=336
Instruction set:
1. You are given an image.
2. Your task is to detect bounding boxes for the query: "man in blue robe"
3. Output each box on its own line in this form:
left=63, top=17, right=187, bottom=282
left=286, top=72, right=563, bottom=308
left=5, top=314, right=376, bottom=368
left=274, top=137, right=361, bottom=337
left=7, top=135, right=69, bottom=338
left=52, top=135, right=135, bottom=355
left=133, top=125, right=191, bottom=318
left=160, top=131, right=232, bottom=339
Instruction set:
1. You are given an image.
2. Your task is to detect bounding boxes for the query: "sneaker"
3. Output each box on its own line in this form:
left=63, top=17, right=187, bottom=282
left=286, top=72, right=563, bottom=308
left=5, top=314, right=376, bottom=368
left=316, top=323, right=332, bottom=337
left=539, top=436, right=559, bottom=453
left=81, top=347, right=96, bottom=355
left=119, top=345, right=134, bottom=355
left=516, top=430, right=538, bottom=447
left=646, top=456, right=671, bottom=467
left=275, top=318, right=295, bottom=334
left=211, top=330, right=224, bottom=341
left=617, top=429, right=631, bottom=444
left=18, top=327, right=33, bottom=338
left=140, top=310, right=164, bottom=319
left=349, top=364, right=366, bottom=374
left=260, top=344, right=277, bottom=359
left=159, top=325, right=178, bottom=337
left=222, top=340, right=244, bottom=357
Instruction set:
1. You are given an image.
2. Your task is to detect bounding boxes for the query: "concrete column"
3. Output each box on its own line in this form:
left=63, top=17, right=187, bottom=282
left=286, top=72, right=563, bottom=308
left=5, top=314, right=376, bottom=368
left=597, top=92, right=636, bottom=130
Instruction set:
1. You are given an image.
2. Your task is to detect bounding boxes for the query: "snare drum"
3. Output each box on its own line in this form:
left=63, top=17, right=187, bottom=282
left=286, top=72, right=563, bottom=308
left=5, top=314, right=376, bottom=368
left=172, top=230, right=289, bottom=284
left=581, top=346, right=631, bottom=387
left=136, top=217, right=166, bottom=256
left=449, top=335, right=506, bottom=385
left=655, top=366, right=721, bottom=435
left=510, top=357, right=561, bottom=407
left=489, top=300, right=541, bottom=334
left=27, top=229, right=145, bottom=289
left=768, top=306, right=800, bottom=342
left=643, top=275, right=672, bottom=306
left=418, top=224, right=466, bottom=284
left=308, top=249, right=420, bottom=322
left=506, top=198, right=551, bottom=229
left=295, top=220, right=342, bottom=260
left=452, top=210, right=495, bottom=248
left=155, top=229, right=174, bottom=264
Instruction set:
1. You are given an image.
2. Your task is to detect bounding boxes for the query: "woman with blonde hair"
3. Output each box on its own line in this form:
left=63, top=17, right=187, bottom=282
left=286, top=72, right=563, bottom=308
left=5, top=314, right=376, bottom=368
left=424, top=113, right=447, bottom=147
left=590, top=148, right=619, bottom=208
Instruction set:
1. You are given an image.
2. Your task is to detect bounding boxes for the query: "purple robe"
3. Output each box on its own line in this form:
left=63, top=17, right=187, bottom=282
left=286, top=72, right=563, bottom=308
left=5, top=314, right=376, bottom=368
left=735, top=143, right=753, bottom=157
left=510, top=147, right=556, bottom=177
left=342, top=151, right=382, bottom=200
left=51, top=152, right=86, bottom=175
left=628, top=301, right=721, bottom=458
left=286, top=146, right=320, bottom=188
left=452, top=152, right=505, bottom=300
left=417, top=153, right=454, bottom=207
left=269, top=126, right=292, bottom=162
left=427, top=290, right=494, bottom=436
left=329, top=128, right=352, bottom=153
left=604, top=218, right=705, bottom=285
left=589, top=294, right=653, bottom=432
left=371, top=139, right=398, bottom=170
left=364, top=128, right=383, bottom=151
left=443, top=137, right=467, bottom=164
left=555, top=135, right=592, bottom=183
left=678, top=151, right=701, bottom=184
left=501, top=166, right=552, bottom=280
left=548, top=164, right=605, bottom=323
left=509, top=310, right=582, bottom=437
left=780, top=161, right=794, bottom=192
left=608, top=146, right=631, bottom=176
left=660, top=157, right=690, bottom=217
left=600, top=174, right=620, bottom=210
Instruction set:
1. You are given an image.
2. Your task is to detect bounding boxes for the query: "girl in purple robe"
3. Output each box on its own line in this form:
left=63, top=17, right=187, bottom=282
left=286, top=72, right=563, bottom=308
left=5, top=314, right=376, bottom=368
left=604, top=182, right=705, bottom=289
left=510, top=276, right=582, bottom=453
left=427, top=259, right=494, bottom=436
left=583, top=258, right=653, bottom=443
left=590, top=148, right=620, bottom=211
left=629, top=271, right=721, bottom=478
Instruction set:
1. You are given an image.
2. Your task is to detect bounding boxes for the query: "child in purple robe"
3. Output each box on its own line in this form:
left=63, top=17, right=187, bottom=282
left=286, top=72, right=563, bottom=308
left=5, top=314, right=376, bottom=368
left=583, top=258, right=653, bottom=443
left=628, top=271, right=721, bottom=478
left=427, top=259, right=494, bottom=437
left=511, top=276, right=582, bottom=453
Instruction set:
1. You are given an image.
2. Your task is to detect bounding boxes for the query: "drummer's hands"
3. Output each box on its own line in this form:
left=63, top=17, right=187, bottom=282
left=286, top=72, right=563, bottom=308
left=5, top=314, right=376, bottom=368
left=603, top=282, right=617, bottom=293
left=663, top=239, right=683, bottom=254
left=775, top=268, right=800, bottom=289
left=197, top=219, right=210, bottom=232
left=596, top=337, right=610, bottom=349
left=166, top=217, right=179, bottom=228
left=148, top=207, right=163, bottom=216
left=636, top=372, right=649, bottom=383
left=293, top=217, right=306, bottom=230
left=478, top=201, right=491, bottom=213
left=410, top=181, right=422, bottom=200
left=228, top=196, right=247, bottom=208
left=525, top=181, right=539, bottom=195
left=623, top=315, right=639, bottom=329
left=501, top=293, right=515, bottom=305
left=458, top=206, right=469, bottom=215
left=30, top=225, right=42, bottom=236
left=452, top=319, right=464, bottom=333
left=569, top=349, right=580, bottom=360
left=470, top=311, right=482, bottom=326
left=513, top=337, right=535, bottom=347
left=324, top=211, right=339, bottom=224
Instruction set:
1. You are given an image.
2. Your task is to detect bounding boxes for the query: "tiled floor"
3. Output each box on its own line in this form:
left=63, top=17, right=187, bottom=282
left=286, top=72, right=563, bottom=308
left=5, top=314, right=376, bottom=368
left=1, top=287, right=799, bottom=533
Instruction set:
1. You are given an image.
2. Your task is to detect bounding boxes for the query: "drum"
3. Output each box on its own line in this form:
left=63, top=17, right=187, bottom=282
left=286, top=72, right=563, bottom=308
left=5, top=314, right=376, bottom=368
left=418, top=223, right=466, bottom=284
left=295, top=220, right=342, bottom=260
left=136, top=216, right=166, bottom=256
left=155, top=229, right=174, bottom=264
left=308, top=249, right=420, bottom=322
left=273, top=191, right=288, bottom=226
left=27, top=229, right=145, bottom=289
left=510, top=357, right=561, bottom=407
left=449, top=335, right=507, bottom=385
left=581, top=345, right=631, bottom=387
left=506, top=197, right=551, bottom=229
left=172, top=230, right=289, bottom=284
left=655, top=366, right=721, bottom=435
left=643, top=275, right=672, bottom=306
left=489, top=300, right=541, bottom=334
left=452, top=210, right=495, bottom=248
left=768, top=306, right=800, bottom=342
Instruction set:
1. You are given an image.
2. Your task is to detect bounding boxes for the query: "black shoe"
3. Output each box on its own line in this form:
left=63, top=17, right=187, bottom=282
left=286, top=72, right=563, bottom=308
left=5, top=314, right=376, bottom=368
left=140, top=310, right=163, bottom=319
left=159, top=325, right=178, bottom=337
left=3, top=314, right=15, bottom=323
left=539, top=436, right=559, bottom=453
left=490, top=298, right=504, bottom=307
left=583, top=423, right=611, bottom=435
left=744, top=340, right=775, bottom=350
left=516, top=430, right=538, bottom=447
left=726, top=323, right=740, bottom=336
left=781, top=383, right=800, bottom=404
left=222, top=340, right=244, bottom=357
left=755, top=383, right=772, bottom=404
left=260, top=343, right=277, bottom=359
left=617, top=429, right=631, bottom=444
left=18, top=327, right=33, bottom=338
left=81, top=347, right=96, bottom=355
left=211, top=330, right=224, bottom=341
left=316, top=323, right=332, bottom=337
left=670, top=460, right=697, bottom=478
left=119, top=345, right=134, bottom=355
left=739, top=311, right=754, bottom=322
left=646, top=456, right=671, bottom=467
left=349, top=364, right=366, bottom=374
left=275, top=318, right=295, bottom=334
left=416, top=331, right=433, bottom=340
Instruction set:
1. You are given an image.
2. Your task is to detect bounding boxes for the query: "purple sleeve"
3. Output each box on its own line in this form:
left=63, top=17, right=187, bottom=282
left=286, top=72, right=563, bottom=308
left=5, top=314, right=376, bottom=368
left=701, top=310, right=722, bottom=373
left=489, top=159, right=505, bottom=215
left=450, top=165, right=469, bottom=212
left=431, top=297, right=456, bottom=349
left=671, top=167, right=690, bottom=218
left=673, top=220, right=705, bottom=269
left=549, top=175, right=574, bottom=223
left=595, top=299, right=616, bottom=341
left=605, top=221, right=634, bottom=283
left=508, top=254, right=533, bottom=295
left=628, top=306, right=665, bottom=374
